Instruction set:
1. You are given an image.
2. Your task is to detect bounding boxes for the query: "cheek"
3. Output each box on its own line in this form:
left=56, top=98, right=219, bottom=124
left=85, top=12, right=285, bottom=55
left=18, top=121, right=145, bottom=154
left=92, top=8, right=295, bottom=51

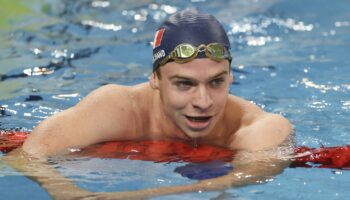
left=212, top=90, right=229, bottom=107
left=163, top=91, right=189, bottom=109
left=159, top=85, right=189, bottom=110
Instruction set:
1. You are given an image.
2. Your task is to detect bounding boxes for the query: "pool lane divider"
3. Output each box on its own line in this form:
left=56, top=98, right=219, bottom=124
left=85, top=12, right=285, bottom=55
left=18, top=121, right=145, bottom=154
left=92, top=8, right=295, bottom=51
left=1, top=131, right=350, bottom=170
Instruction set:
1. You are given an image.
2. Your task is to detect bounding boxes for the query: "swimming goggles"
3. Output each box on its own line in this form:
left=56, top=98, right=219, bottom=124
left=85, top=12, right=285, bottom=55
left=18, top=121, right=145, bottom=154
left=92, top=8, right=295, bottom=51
left=159, top=43, right=232, bottom=67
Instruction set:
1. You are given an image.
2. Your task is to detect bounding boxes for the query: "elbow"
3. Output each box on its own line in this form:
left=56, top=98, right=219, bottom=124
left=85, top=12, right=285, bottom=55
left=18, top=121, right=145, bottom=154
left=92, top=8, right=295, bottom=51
left=262, top=113, right=294, bottom=149
left=273, top=114, right=293, bottom=139
left=22, top=137, right=50, bottom=159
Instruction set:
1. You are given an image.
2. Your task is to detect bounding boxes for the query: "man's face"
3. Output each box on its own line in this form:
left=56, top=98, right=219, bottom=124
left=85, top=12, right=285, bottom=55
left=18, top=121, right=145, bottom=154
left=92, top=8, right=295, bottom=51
left=152, top=58, right=233, bottom=139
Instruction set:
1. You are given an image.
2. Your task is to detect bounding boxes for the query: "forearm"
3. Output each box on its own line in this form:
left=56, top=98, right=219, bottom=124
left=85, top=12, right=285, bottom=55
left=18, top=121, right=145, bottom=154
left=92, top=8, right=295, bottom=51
left=3, top=148, right=206, bottom=200
left=97, top=181, right=224, bottom=200
left=92, top=157, right=290, bottom=200
left=2, top=145, right=291, bottom=200
left=2, top=148, right=92, bottom=199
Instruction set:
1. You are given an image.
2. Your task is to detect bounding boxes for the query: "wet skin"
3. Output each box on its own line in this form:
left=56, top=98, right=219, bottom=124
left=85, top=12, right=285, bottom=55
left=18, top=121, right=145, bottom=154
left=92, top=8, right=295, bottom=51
left=151, top=58, right=233, bottom=140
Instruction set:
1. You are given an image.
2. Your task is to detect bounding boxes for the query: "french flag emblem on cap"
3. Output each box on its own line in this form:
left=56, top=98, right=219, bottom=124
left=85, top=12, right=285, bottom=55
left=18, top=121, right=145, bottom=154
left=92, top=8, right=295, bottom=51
left=153, top=28, right=165, bottom=49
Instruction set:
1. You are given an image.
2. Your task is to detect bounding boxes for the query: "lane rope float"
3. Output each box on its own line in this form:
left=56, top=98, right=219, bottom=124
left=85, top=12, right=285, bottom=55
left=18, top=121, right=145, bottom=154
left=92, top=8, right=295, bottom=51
left=1, top=131, right=350, bottom=170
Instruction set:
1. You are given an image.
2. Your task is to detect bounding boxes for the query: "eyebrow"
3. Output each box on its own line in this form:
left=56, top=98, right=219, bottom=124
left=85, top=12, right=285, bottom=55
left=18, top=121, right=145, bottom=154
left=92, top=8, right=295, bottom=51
left=210, top=71, right=229, bottom=79
left=169, top=70, right=229, bottom=81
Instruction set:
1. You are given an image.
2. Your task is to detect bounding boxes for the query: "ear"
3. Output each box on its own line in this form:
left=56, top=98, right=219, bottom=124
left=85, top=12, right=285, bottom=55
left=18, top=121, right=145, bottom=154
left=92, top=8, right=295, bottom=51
left=149, top=72, right=160, bottom=89
left=229, top=71, right=234, bottom=85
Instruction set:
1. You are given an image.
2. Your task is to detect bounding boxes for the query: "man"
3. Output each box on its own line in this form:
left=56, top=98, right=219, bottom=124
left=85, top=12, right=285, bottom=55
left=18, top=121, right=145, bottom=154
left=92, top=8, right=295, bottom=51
left=5, top=9, right=293, bottom=199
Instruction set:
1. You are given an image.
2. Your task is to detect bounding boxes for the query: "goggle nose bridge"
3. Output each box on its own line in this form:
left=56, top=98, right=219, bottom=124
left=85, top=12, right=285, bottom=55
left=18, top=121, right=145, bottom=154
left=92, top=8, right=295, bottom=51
left=197, top=45, right=206, bottom=53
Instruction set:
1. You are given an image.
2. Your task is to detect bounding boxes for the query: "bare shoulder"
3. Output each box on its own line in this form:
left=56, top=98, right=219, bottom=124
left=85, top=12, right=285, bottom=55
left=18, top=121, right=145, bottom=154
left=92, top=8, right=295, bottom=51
left=225, top=94, right=265, bottom=124
left=76, top=83, right=154, bottom=138
left=79, top=83, right=151, bottom=113
left=227, top=95, right=262, bottom=112
left=76, top=83, right=151, bottom=133
left=75, top=84, right=134, bottom=121
left=227, top=94, right=293, bottom=151
left=22, top=83, right=150, bottom=157
left=80, top=84, right=131, bottom=104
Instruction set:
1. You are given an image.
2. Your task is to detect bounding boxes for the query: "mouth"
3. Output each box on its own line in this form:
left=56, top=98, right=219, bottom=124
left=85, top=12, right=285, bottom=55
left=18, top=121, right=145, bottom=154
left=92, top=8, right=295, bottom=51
left=184, top=115, right=212, bottom=131
left=186, top=116, right=212, bottom=122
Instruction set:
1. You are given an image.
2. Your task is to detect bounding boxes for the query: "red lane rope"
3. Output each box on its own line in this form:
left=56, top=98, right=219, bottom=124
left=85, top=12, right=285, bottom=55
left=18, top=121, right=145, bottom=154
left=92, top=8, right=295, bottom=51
left=0, top=131, right=29, bottom=153
left=1, top=131, right=350, bottom=169
left=77, top=140, right=235, bottom=163
left=291, top=145, right=350, bottom=169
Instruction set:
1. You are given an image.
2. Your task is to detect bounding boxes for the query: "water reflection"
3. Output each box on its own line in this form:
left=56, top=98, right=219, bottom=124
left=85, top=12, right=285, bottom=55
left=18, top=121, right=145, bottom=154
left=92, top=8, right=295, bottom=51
left=81, top=20, right=122, bottom=31
left=334, top=21, right=349, bottom=27
left=91, top=1, right=110, bottom=8
left=341, top=101, right=350, bottom=110
left=300, top=78, right=349, bottom=93
left=228, top=16, right=313, bottom=47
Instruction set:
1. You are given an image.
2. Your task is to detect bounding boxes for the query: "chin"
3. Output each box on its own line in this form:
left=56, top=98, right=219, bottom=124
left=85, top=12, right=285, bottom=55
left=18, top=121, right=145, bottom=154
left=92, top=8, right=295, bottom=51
left=182, top=128, right=212, bottom=139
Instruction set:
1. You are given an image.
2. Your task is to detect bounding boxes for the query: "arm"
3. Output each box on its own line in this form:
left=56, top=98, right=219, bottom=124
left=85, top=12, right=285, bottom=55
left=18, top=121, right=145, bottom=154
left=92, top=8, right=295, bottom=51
left=2, top=137, right=293, bottom=200
left=2, top=148, right=94, bottom=199
left=230, top=112, right=293, bottom=151
left=2, top=114, right=294, bottom=200
left=94, top=135, right=294, bottom=199
left=2, top=84, right=142, bottom=199
left=94, top=112, right=294, bottom=199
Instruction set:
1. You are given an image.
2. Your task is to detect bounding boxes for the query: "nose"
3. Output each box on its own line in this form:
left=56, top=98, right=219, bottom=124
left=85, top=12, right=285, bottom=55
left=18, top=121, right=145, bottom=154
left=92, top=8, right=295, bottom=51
left=192, top=86, right=213, bottom=111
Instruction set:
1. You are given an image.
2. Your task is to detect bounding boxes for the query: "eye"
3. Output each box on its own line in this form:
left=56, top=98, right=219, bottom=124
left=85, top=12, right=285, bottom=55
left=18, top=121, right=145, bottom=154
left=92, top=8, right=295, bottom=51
left=210, top=77, right=225, bottom=87
left=174, top=80, right=195, bottom=90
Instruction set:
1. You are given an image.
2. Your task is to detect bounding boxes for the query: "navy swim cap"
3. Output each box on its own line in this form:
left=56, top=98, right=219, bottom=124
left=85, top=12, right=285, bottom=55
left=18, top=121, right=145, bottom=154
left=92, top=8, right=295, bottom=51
left=152, top=9, right=231, bottom=71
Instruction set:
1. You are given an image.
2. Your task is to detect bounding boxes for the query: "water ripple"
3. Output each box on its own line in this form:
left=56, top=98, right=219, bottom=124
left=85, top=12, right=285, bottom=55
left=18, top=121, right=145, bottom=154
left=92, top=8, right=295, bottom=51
left=300, top=78, right=349, bottom=93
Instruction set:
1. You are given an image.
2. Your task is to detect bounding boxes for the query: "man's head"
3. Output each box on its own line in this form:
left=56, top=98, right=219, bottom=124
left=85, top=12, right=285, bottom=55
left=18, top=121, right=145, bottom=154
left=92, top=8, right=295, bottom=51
left=150, top=10, right=233, bottom=139
left=152, top=9, right=232, bottom=74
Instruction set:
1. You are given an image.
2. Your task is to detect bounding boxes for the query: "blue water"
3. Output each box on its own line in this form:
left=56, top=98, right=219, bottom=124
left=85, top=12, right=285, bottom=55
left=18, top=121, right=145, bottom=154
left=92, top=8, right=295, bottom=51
left=0, top=0, right=350, bottom=199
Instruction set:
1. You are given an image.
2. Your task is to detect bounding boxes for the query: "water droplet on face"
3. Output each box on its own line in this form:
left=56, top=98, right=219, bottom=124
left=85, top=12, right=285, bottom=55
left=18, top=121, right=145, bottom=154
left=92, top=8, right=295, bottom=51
left=192, top=138, right=198, bottom=148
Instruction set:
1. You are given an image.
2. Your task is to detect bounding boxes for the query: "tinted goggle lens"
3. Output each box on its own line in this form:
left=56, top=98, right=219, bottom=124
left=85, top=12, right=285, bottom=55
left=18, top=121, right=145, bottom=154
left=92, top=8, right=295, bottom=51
left=175, top=44, right=196, bottom=59
left=207, top=43, right=226, bottom=60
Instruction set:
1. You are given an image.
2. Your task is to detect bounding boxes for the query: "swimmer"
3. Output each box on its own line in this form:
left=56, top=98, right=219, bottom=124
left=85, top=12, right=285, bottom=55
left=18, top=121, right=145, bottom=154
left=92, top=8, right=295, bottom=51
left=4, top=9, right=293, bottom=199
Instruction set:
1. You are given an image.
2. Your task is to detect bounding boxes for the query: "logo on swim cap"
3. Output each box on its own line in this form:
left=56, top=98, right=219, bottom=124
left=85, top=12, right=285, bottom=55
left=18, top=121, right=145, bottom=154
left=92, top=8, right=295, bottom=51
left=153, top=49, right=165, bottom=62
left=153, top=28, right=165, bottom=49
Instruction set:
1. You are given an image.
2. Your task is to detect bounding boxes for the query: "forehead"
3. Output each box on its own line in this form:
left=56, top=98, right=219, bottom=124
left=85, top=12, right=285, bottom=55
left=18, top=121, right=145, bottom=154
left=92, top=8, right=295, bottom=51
left=160, top=58, right=230, bottom=80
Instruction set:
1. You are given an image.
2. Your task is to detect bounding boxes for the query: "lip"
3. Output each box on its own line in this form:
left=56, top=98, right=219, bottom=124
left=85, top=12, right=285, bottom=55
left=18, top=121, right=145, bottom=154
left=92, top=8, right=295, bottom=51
left=184, top=115, right=213, bottom=131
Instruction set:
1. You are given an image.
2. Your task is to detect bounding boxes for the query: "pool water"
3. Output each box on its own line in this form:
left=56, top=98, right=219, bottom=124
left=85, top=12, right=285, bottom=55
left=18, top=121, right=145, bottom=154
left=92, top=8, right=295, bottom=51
left=1, top=0, right=350, bottom=199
